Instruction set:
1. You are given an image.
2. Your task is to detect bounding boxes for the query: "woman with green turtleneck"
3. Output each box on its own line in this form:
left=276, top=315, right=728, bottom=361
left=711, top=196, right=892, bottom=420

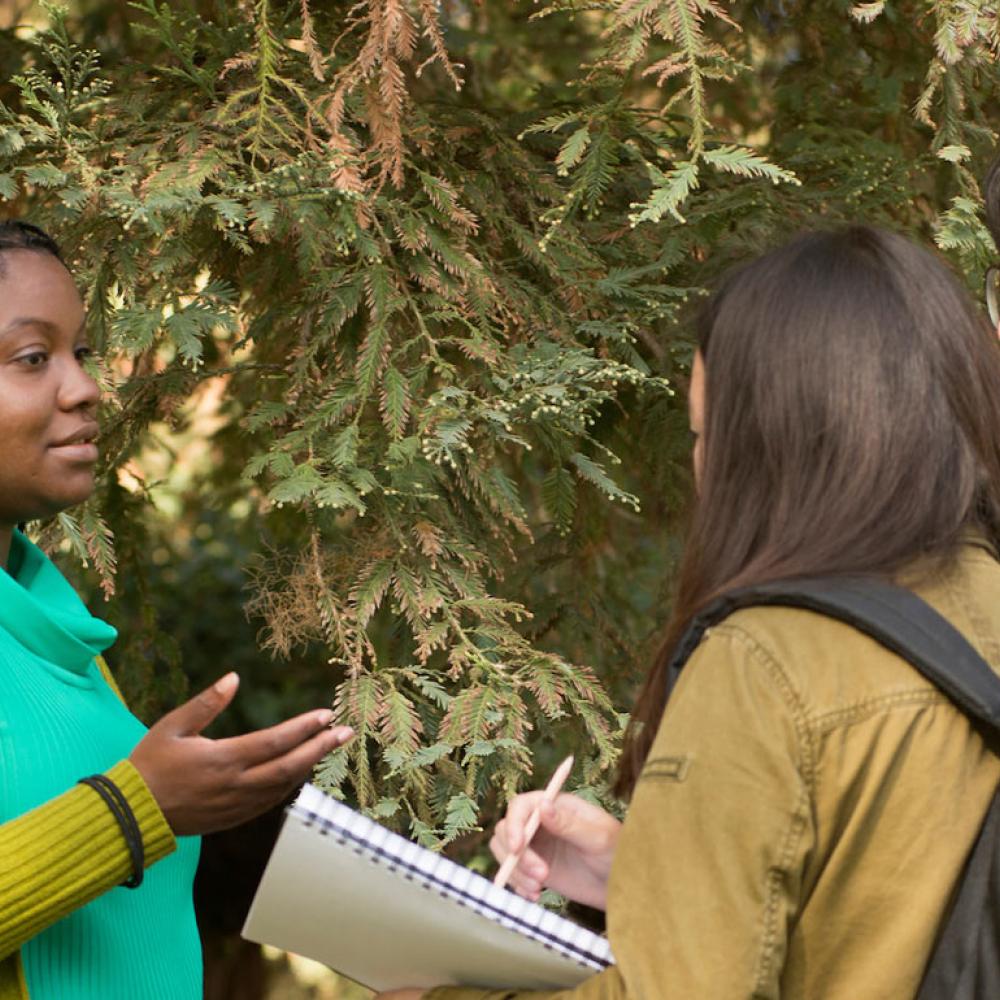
left=0, top=221, right=354, bottom=999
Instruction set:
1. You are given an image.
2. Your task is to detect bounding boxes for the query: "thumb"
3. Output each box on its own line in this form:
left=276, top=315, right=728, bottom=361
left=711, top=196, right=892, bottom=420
left=538, top=799, right=589, bottom=846
left=160, top=672, right=239, bottom=737
left=538, top=800, right=569, bottom=837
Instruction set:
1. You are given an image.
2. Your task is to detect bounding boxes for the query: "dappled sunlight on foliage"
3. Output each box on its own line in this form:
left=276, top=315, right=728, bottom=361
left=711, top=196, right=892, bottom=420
left=1, top=0, right=998, bottom=850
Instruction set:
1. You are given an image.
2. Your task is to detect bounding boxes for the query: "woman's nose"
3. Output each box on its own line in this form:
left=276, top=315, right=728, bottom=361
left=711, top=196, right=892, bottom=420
left=58, top=358, right=101, bottom=411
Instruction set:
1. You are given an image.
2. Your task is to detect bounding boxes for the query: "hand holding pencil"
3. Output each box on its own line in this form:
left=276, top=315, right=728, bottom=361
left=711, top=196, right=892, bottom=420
left=489, top=755, right=624, bottom=911
left=494, top=755, right=575, bottom=890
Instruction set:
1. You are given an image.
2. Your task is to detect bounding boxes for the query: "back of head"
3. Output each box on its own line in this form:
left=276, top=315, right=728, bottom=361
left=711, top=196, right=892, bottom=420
left=984, top=157, right=1000, bottom=253
left=618, top=225, right=1000, bottom=794
left=695, top=225, right=1000, bottom=589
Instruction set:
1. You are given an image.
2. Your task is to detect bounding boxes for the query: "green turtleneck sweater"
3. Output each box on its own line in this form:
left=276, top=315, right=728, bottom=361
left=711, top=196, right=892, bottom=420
left=0, top=531, right=202, bottom=999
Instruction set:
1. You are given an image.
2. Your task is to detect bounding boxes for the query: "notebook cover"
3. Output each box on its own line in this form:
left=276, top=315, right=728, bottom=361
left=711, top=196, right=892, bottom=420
left=242, top=786, right=613, bottom=992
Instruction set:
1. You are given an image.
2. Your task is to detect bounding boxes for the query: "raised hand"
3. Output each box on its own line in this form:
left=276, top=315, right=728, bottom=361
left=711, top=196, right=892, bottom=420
left=490, top=792, right=621, bottom=910
left=129, top=672, right=353, bottom=836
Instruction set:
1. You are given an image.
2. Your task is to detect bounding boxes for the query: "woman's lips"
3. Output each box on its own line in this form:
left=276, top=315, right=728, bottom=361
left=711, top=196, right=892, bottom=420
left=50, top=423, right=100, bottom=463
left=49, top=441, right=99, bottom=462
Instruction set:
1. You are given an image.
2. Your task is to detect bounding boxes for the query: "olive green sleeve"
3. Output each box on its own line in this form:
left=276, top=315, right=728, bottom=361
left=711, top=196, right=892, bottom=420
left=0, top=759, right=176, bottom=961
left=424, top=623, right=811, bottom=1000
left=95, top=654, right=125, bottom=703
left=603, top=624, right=811, bottom=999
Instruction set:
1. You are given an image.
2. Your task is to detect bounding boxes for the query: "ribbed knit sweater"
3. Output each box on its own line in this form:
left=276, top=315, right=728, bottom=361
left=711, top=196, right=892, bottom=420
left=0, top=531, right=202, bottom=999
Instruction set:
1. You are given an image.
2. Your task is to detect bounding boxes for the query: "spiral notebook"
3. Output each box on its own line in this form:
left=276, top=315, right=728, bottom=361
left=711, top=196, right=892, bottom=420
left=242, top=783, right=615, bottom=992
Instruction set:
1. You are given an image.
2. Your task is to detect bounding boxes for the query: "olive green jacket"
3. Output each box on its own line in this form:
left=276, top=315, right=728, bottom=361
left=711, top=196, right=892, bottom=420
left=429, top=540, right=1000, bottom=1000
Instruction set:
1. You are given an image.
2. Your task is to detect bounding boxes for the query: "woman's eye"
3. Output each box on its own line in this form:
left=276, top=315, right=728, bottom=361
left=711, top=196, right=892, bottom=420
left=75, top=345, right=94, bottom=363
left=17, top=351, right=48, bottom=368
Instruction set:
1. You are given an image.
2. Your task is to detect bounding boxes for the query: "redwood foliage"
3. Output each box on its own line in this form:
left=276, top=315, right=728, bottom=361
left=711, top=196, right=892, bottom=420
left=1, top=0, right=997, bottom=842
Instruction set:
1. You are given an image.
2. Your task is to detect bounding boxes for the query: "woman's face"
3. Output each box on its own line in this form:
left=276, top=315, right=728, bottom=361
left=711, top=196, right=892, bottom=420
left=689, top=351, right=706, bottom=490
left=0, top=250, right=100, bottom=533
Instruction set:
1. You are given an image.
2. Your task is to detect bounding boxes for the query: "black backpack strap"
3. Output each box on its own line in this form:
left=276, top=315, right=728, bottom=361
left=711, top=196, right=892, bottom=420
left=664, top=575, right=1000, bottom=999
left=916, top=791, right=1000, bottom=999
left=665, top=577, right=1000, bottom=732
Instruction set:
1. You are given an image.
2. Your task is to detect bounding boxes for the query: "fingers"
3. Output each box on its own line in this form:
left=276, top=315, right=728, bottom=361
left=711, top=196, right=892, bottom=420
left=538, top=796, right=621, bottom=853
left=502, top=856, right=546, bottom=901
left=494, top=839, right=548, bottom=882
left=508, top=874, right=543, bottom=902
left=158, top=672, right=240, bottom=737
left=536, top=801, right=567, bottom=838
left=490, top=822, right=549, bottom=901
left=203, top=725, right=353, bottom=832
left=242, top=724, right=354, bottom=793
left=223, top=708, right=337, bottom=768
left=136, top=675, right=357, bottom=837
left=500, top=791, right=549, bottom=854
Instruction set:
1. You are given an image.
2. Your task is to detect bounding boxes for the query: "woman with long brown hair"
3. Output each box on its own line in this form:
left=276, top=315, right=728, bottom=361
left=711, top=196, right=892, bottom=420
left=380, top=225, right=1000, bottom=999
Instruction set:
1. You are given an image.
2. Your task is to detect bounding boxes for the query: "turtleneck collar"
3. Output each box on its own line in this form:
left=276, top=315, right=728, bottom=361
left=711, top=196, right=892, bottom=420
left=0, top=530, right=117, bottom=674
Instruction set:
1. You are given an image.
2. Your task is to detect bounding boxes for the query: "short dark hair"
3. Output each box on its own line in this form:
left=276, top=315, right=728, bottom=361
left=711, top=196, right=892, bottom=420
left=0, top=220, right=62, bottom=277
left=984, top=157, right=1000, bottom=253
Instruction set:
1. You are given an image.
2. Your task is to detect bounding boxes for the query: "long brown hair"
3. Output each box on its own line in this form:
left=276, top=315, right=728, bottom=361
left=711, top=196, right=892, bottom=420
left=983, top=155, right=1000, bottom=251
left=617, top=226, right=1000, bottom=796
